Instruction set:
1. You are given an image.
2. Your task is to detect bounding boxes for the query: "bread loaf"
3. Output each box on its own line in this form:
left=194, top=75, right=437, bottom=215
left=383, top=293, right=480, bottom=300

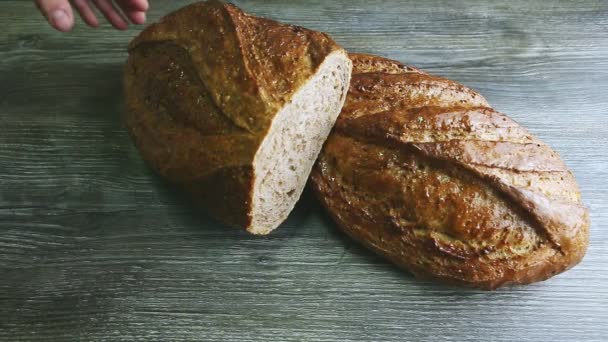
left=124, top=1, right=352, bottom=234
left=311, top=53, right=589, bottom=289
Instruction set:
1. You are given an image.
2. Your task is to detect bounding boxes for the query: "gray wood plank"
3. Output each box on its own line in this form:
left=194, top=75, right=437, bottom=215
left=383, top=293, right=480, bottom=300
left=1, top=0, right=607, bottom=341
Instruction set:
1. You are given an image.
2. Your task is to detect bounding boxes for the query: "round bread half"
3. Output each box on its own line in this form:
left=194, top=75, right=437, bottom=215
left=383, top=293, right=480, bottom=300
left=311, top=53, right=589, bottom=289
left=124, top=1, right=352, bottom=234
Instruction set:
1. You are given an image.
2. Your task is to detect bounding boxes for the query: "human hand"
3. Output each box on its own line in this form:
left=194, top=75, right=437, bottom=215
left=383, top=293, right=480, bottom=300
left=35, top=0, right=149, bottom=32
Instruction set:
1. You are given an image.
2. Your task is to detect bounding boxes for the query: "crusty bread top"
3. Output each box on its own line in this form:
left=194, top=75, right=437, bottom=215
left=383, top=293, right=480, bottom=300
left=125, top=1, right=344, bottom=182
left=312, top=54, right=589, bottom=288
left=129, top=0, right=341, bottom=133
left=343, top=54, right=587, bottom=255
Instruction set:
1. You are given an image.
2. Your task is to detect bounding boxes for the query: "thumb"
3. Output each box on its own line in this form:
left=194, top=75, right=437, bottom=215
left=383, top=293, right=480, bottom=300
left=35, top=0, right=75, bottom=32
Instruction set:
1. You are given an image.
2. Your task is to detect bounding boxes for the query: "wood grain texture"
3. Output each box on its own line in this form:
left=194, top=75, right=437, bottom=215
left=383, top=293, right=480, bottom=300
left=1, top=0, right=607, bottom=341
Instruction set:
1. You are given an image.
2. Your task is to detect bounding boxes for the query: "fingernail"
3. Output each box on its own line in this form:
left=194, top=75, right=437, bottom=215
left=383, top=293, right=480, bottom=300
left=51, top=10, right=71, bottom=31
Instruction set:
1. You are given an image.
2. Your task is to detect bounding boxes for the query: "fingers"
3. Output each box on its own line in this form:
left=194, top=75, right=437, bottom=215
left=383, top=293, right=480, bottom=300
left=35, top=0, right=75, bottom=32
left=126, top=11, right=146, bottom=25
left=116, top=0, right=148, bottom=12
left=93, top=0, right=129, bottom=30
left=73, top=0, right=147, bottom=29
left=37, top=0, right=148, bottom=32
left=116, top=0, right=148, bottom=24
left=71, top=0, right=99, bottom=28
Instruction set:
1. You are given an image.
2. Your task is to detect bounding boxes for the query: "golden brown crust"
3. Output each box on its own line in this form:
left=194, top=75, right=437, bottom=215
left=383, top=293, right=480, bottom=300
left=128, top=0, right=340, bottom=133
left=349, top=53, right=424, bottom=75
left=188, top=166, right=254, bottom=228
left=124, top=1, right=343, bottom=229
left=312, top=54, right=589, bottom=289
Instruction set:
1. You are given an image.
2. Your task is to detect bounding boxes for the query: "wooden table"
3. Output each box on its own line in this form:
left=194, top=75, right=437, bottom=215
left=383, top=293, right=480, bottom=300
left=2, top=1, right=607, bottom=341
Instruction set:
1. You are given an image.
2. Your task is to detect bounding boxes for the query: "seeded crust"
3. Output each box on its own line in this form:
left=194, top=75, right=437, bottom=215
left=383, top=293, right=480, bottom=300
left=124, top=1, right=351, bottom=233
left=312, top=53, right=589, bottom=289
